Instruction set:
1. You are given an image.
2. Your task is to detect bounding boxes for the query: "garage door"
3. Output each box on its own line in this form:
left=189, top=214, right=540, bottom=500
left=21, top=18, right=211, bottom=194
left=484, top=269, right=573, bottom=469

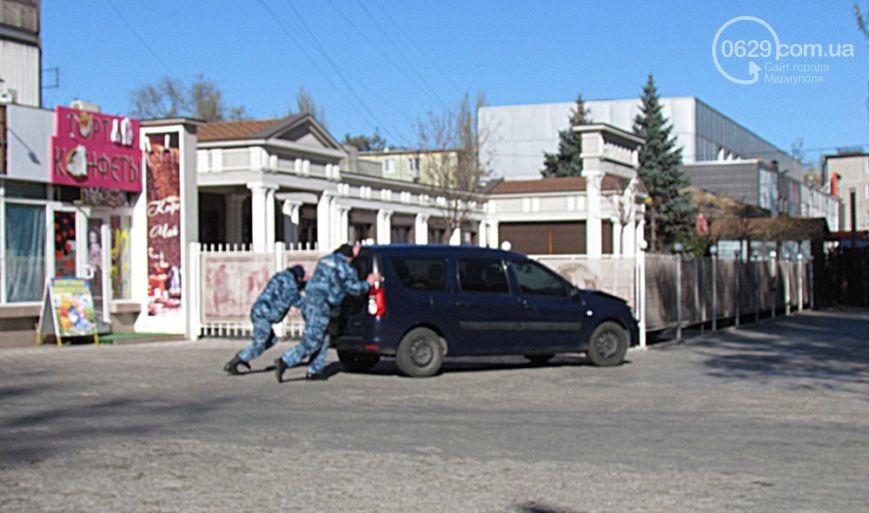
left=499, top=222, right=586, bottom=255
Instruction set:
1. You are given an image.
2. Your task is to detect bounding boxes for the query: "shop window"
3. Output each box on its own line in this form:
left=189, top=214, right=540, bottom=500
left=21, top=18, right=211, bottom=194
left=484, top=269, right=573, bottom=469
left=5, top=203, right=45, bottom=302
left=111, top=216, right=132, bottom=299
left=53, top=211, right=76, bottom=277
left=4, top=181, right=47, bottom=200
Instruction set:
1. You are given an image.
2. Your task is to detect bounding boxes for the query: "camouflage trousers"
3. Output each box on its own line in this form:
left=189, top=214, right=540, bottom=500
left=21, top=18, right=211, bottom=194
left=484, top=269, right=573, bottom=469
left=237, top=302, right=282, bottom=363
left=278, top=302, right=330, bottom=375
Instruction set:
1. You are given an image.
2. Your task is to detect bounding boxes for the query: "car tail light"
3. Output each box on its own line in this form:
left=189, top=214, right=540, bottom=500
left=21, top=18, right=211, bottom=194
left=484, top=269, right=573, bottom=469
left=368, top=281, right=386, bottom=318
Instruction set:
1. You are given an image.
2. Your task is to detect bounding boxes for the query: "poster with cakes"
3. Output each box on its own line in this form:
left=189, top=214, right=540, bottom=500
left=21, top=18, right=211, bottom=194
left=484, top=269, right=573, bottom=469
left=145, top=132, right=183, bottom=318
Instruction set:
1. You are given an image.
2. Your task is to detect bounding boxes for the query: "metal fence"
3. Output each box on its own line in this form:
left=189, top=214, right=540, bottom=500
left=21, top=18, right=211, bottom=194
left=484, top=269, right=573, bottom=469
left=189, top=244, right=811, bottom=345
left=644, top=254, right=810, bottom=335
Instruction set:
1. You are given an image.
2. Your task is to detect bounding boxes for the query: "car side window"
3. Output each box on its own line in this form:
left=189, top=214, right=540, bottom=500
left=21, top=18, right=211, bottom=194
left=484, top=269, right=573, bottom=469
left=390, top=257, right=447, bottom=291
left=458, top=258, right=509, bottom=294
left=512, top=260, right=570, bottom=298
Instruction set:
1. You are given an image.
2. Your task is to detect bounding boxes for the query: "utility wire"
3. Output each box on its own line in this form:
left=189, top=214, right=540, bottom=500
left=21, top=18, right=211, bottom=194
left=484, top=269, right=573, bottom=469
left=369, top=0, right=464, bottom=96
left=324, top=0, right=447, bottom=110
left=352, top=0, right=450, bottom=109
left=257, top=0, right=408, bottom=147
left=275, top=0, right=411, bottom=147
left=104, top=0, right=177, bottom=77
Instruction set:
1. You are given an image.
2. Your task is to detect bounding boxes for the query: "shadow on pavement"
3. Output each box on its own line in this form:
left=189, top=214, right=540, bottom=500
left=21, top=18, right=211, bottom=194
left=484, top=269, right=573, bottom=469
left=0, top=385, right=224, bottom=465
left=514, top=501, right=585, bottom=513
left=691, top=311, right=869, bottom=391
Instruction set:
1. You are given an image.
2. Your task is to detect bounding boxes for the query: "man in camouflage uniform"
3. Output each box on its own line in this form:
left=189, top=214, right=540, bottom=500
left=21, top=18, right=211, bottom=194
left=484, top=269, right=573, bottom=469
left=223, top=265, right=307, bottom=375
left=275, top=244, right=378, bottom=382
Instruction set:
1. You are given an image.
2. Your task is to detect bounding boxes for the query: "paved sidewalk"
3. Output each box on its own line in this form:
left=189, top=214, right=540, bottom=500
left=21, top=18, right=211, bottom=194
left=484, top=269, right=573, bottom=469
left=0, top=310, right=867, bottom=512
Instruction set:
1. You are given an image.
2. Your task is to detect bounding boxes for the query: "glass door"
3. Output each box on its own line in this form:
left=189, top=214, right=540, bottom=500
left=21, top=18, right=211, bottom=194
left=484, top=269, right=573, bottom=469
left=84, top=215, right=112, bottom=324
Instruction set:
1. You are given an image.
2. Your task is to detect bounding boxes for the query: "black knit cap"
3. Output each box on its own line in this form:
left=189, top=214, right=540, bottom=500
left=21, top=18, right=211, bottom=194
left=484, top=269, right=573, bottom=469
left=334, top=243, right=354, bottom=258
left=288, top=265, right=305, bottom=284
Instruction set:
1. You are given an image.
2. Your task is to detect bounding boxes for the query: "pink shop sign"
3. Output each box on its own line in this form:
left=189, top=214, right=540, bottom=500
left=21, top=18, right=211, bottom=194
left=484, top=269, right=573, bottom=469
left=51, top=106, right=143, bottom=192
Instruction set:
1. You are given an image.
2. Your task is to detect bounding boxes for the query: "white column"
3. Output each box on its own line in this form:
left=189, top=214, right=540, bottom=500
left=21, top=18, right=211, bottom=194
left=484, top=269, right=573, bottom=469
left=636, top=218, right=646, bottom=254
left=281, top=200, right=302, bottom=246
left=377, top=210, right=393, bottom=244
left=332, top=205, right=349, bottom=245
left=586, top=172, right=602, bottom=257
left=247, top=182, right=277, bottom=252
left=448, top=227, right=461, bottom=246
left=414, top=214, right=429, bottom=244
left=612, top=218, right=622, bottom=256
left=316, top=191, right=332, bottom=251
left=487, top=219, right=499, bottom=249
left=622, top=217, right=636, bottom=256
left=225, top=193, right=246, bottom=244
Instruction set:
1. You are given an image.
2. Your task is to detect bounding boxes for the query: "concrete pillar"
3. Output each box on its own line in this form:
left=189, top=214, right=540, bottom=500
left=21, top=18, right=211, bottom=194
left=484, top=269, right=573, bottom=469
left=316, top=191, right=332, bottom=251
left=247, top=182, right=277, bottom=252
left=586, top=172, right=603, bottom=257
left=414, top=214, right=429, bottom=244
left=377, top=209, right=393, bottom=244
left=448, top=227, right=461, bottom=246
left=281, top=200, right=302, bottom=246
left=612, top=218, right=622, bottom=256
left=225, top=193, right=246, bottom=244
left=636, top=218, right=646, bottom=253
left=487, top=219, right=499, bottom=248
left=623, top=216, right=636, bottom=256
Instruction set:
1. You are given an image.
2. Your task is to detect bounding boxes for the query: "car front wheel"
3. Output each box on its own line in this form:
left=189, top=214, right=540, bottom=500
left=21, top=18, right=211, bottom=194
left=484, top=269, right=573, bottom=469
left=587, top=321, right=628, bottom=367
left=396, top=327, right=444, bottom=377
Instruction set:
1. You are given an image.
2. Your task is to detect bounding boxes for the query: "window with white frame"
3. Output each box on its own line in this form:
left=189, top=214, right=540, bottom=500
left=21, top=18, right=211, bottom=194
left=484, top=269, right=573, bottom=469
left=382, top=159, right=396, bottom=175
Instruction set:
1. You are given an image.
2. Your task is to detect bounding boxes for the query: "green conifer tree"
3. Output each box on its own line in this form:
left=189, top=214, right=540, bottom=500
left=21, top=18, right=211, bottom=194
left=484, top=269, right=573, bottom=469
left=632, top=74, right=695, bottom=252
left=541, top=93, right=592, bottom=177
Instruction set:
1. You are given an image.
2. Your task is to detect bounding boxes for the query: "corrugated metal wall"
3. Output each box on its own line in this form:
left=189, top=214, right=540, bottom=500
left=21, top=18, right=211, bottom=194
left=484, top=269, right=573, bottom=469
left=0, top=40, right=40, bottom=107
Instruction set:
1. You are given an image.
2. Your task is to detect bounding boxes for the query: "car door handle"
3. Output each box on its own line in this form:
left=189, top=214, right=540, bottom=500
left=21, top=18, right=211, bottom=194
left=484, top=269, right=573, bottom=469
left=455, top=301, right=469, bottom=308
left=523, top=303, right=537, bottom=311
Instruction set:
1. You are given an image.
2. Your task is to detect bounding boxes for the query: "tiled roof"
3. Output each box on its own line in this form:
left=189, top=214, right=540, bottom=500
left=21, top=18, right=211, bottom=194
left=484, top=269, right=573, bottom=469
left=198, top=119, right=282, bottom=142
left=490, top=176, right=630, bottom=194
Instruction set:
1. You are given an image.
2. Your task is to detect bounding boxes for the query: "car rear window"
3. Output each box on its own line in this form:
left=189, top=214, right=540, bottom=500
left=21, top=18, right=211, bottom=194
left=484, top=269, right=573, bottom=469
left=458, top=258, right=509, bottom=294
left=390, top=257, right=447, bottom=291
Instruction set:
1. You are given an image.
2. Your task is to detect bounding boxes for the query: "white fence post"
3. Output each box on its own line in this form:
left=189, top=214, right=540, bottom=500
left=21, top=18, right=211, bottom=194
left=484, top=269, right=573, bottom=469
left=797, top=254, right=804, bottom=312
left=188, top=242, right=202, bottom=339
left=787, top=260, right=792, bottom=316
left=637, top=250, right=647, bottom=349
left=711, top=251, right=717, bottom=331
left=274, top=241, right=286, bottom=338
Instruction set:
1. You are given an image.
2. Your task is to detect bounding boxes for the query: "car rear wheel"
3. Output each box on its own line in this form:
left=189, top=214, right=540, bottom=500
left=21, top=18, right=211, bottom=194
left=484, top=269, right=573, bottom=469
left=396, top=327, right=444, bottom=378
left=587, top=321, right=628, bottom=367
left=524, top=354, right=554, bottom=365
left=337, top=351, right=380, bottom=372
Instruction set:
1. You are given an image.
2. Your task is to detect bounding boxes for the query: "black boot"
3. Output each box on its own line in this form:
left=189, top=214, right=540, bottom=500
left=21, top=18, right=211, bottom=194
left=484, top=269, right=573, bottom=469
left=223, top=354, right=251, bottom=375
left=274, top=358, right=288, bottom=383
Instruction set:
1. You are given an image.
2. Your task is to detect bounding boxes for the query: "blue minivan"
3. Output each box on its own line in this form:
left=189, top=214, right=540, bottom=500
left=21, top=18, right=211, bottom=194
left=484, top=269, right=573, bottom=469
left=331, top=245, right=639, bottom=377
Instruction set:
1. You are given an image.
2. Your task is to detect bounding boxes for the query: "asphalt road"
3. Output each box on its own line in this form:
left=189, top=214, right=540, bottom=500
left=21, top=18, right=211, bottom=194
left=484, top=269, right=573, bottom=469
left=1, top=310, right=867, bottom=513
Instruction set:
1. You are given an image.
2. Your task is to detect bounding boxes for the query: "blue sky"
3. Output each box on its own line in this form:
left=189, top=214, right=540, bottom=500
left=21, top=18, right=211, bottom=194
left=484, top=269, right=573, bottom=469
left=43, top=1, right=867, bottom=162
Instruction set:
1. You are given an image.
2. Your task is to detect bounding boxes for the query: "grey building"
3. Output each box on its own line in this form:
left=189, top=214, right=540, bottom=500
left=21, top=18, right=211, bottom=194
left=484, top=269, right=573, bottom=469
left=0, top=0, right=40, bottom=107
left=825, top=152, right=869, bottom=232
left=479, top=96, right=805, bottom=181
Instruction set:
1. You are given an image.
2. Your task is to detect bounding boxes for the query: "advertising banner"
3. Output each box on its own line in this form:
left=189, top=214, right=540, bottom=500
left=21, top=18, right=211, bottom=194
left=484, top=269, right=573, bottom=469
left=51, top=106, right=142, bottom=192
left=36, top=277, right=99, bottom=346
left=145, top=132, right=182, bottom=318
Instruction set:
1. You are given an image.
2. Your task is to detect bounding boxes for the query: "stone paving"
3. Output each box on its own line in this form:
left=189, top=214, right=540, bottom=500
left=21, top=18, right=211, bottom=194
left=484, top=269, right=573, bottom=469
left=1, top=310, right=867, bottom=512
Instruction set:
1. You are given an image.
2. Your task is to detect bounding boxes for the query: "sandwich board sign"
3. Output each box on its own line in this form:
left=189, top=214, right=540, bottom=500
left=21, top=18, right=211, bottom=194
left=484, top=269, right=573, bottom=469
left=36, top=277, right=99, bottom=346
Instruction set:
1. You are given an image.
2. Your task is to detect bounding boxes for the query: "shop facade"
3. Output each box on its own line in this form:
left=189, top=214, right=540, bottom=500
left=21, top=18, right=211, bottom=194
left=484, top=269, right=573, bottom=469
left=0, top=104, right=145, bottom=345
